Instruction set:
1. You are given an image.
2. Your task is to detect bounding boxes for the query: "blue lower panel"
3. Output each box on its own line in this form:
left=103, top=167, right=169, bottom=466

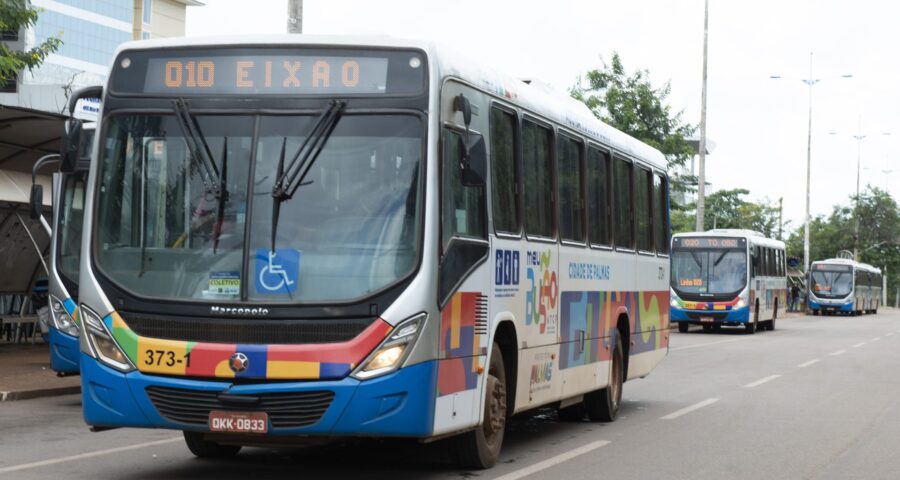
left=808, top=299, right=853, bottom=312
left=81, top=354, right=437, bottom=438
left=49, top=328, right=80, bottom=374
left=670, top=306, right=750, bottom=323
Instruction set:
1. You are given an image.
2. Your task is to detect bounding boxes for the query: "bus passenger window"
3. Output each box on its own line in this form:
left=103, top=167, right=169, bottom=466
left=490, top=108, right=518, bottom=234
left=613, top=157, right=633, bottom=249
left=634, top=167, right=652, bottom=252
left=522, top=120, right=553, bottom=238
left=442, top=128, right=485, bottom=250
left=653, top=173, right=668, bottom=253
left=557, top=135, right=584, bottom=242
left=587, top=148, right=610, bottom=246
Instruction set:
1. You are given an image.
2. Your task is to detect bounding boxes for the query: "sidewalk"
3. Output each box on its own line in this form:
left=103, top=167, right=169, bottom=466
left=0, top=342, right=80, bottom=401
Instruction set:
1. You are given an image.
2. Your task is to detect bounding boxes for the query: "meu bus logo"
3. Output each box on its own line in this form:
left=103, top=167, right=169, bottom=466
left=211, top=306, right=271, bottom=316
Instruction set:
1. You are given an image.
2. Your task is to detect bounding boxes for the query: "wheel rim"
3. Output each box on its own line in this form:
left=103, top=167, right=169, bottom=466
left=482, top=371, right=506, bottom=449
left=610, top=346, right=623, bottom=409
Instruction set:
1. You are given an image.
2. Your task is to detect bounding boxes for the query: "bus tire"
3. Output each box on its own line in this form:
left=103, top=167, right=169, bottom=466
left=746, top=307, right=758, bottom=334
left=768, top=301, right=777, bottom=331
left=183, top=431, right=241, bottom=459
left=678, top=322, right=689, bottom=333
left=557, top=402, right=585, bottom=421
left=451, top=342, right=506, bottom=469
left=586, top=333, right=624, bottom=422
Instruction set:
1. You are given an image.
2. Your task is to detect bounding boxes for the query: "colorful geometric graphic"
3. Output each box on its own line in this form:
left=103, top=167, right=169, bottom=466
left=437, top=292, right=483, bottom=397
left=674, top=296, right=741, bottom=311
left=108, top=312, right=391, bottom=380
left=559, top=290, right=669, bottom=370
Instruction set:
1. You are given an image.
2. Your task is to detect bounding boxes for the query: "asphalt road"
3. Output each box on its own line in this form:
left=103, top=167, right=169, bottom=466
left=3, top=309, right=900, bottom=480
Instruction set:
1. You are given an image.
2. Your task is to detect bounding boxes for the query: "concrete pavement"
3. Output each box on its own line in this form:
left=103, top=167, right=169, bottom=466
left=1, top=309, right=899, bottom=479
left=0, top=343, right=80, bottom=401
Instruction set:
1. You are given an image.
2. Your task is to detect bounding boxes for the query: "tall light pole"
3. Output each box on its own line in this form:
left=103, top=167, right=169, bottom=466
left=695, top=0, right=710, bottom=232
left=287, top=0, right=303, bottom=33
left=829, top=127, right=890, bottom=260
left=770, top=53, right=851, bottom=273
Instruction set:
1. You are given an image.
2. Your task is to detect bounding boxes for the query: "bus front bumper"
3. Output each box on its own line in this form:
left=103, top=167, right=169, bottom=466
left=670, top=306, right=751, bottom=324
left=808, top=299, right=854, bottom=312
left=81, top=353, right=437, bottom=438
left=49, top=328, right=80, bottom=374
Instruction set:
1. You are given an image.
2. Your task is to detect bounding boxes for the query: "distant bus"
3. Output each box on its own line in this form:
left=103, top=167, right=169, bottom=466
left=670, top=230, right=786, bottom=333
left=807, top=257, right=882, bottom=316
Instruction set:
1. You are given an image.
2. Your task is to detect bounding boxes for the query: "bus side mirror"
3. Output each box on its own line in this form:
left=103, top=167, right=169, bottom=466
left=60, top=118, right=83, bottom=174
left=459, top=134, right=486, bottom=187
left=29, top=184, right=43, bottom=220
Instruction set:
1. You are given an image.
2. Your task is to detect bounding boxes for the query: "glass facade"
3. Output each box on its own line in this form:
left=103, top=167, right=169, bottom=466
left=54, top=0, right=133, bottom=23
left=33, top=10, right=132, bottom=66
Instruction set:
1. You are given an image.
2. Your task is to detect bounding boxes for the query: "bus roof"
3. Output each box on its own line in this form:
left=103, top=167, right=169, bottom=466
left=110, top=34, right=668, bottom=171
left=672, top=229, right=786, bottom=249
left=811, top=258, right=881, bottom=274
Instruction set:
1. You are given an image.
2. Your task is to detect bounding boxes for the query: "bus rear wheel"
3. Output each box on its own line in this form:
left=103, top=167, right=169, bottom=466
left=451, top=342, right=507, bottom=469
left=183, top=431, right=241, bottom=459
left=585, top=333, right=624, bottom=422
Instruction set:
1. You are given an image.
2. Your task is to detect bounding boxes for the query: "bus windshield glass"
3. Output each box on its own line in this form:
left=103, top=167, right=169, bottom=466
left=671, top=237, right=747, bottom=296
left=58, top=171, right=88, bottom=284
left=810, top=264, right=853, bottom=298
left=94, top=113, right=422, bottom=303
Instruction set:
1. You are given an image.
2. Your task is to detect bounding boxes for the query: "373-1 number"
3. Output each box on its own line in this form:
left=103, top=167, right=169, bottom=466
left=144, top=349, right=191, bottom=368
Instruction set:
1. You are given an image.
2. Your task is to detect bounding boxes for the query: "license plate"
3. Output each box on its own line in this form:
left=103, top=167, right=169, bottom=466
left=208, top=410, right=268, bottom=434
left=700, top=316, right=714, bottom=323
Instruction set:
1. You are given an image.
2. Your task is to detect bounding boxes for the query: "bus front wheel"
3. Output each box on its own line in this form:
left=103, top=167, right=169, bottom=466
left=451, top=342, right=507, bottom=469
left=585, top=333, right=624, bottom=422
left=678, top=322, right=689, bottom=333
left=183, top=431, right=241, bottom=459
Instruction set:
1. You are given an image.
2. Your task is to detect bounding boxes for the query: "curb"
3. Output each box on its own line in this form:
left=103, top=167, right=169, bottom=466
left=0, top=385, right=81, bottom=402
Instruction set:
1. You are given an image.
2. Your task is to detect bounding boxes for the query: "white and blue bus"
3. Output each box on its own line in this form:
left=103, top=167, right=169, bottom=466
left=74, top=36, right=671, bottom=468
left=30, top=94, right=96, bottom=374
left=807, top=256, right=882, bottom=316
left=670, top=230, right=786, bottom=333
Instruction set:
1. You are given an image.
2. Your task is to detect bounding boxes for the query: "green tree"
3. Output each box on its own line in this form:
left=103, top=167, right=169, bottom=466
left=0, top=0, right=62, bottom=87
left=570, top=52, right=696, bottom=195
left=785, top=186, right=900, bottom=304
left=677, top=188, right=780, bottom=236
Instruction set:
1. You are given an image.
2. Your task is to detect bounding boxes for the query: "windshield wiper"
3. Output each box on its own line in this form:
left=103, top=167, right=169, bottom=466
left=172, top=98, right=221, bottom=197
left=270, top=99, right=346, bottom=252
left=172, top=99, right=230, bottom=253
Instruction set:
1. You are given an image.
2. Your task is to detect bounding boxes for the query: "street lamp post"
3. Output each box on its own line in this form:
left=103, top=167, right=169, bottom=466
left=829, top=127, right=890, bottom=260
left=770, top=53, right=851, bottom=273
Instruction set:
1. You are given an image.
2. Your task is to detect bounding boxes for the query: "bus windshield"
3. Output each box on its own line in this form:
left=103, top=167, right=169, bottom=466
left=671, top=248, right=747, bottom=296
left=57, top=170, right=88, bottom=284
left=94, top=113, right=422, bottom=303
left=810, top=265, right=853, bottom=298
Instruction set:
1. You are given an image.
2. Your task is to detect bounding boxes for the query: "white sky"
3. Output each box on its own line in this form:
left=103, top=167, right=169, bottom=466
left=186, top=0, right=900, bottom=231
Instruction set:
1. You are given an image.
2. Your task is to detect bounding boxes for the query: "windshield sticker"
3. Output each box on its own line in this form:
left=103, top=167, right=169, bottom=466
left=255, top=248, right=301, bottom=294
left=207, top=271, right=240, bottom=296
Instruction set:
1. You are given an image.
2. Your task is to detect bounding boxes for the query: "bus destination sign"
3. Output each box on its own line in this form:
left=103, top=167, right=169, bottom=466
left=674, top=237, right=743, bottom=249
left=144, top=55, right=389, bottom=95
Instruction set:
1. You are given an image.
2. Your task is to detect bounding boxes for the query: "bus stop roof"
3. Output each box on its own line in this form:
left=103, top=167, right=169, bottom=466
left=0, top=104, right=67, bottom=175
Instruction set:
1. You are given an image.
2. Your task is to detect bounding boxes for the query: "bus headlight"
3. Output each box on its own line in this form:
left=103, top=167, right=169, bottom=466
left=49, top=295, right=79, bottom=337
left=80, top=306, right=134, bottom=372
left=352, top=313, right=425, bottom=380
left=735, top=298, right=746, bottom=309
left=670, top=298, right=680, bottom=308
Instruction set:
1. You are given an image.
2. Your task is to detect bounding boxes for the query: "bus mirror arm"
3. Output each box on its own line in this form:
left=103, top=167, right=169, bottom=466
left=29, top=184, right=43, bottom=220
left=459, top=134, right=486, bottom=187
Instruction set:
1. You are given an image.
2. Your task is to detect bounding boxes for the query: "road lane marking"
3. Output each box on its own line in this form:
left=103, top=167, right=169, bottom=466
left=871, top=337, right=882, bottom=342
left=829, top=349, right=847, bottom=356
left=670, top=337, right=747, bottom=352
left=0, top=437, right=181, bottom=474
left=660, top=398, right=720, bottom=420
left=798, top=359, right=820, bottom=368
left=853, top=342, right=866, bottom=348
left=491, top=440, right=611, bottom=480
left=744, top=375, right=781, bottom=388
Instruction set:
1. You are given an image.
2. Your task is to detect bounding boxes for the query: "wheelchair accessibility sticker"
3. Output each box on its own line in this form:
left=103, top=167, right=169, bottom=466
left=255, top=248, right=300, bottom=294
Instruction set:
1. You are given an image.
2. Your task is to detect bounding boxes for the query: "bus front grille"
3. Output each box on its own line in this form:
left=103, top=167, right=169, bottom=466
left=120, top=313, right=374, bottom=344
left=146, top=386, right=334, bottom=429
left=685, top=312, right=728, bottom=321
